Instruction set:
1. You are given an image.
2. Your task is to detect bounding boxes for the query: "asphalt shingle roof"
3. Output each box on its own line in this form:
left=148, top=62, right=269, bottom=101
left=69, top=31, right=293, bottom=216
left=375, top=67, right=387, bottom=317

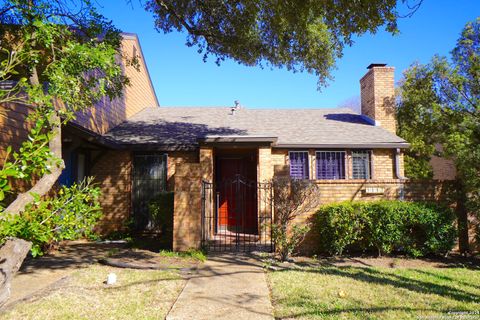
left=104, top=107, right=409, bottom=150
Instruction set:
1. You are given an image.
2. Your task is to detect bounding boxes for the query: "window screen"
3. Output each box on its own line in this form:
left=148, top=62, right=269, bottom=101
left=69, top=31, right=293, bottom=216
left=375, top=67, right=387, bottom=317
left=352, top=150, right=371, bottom=179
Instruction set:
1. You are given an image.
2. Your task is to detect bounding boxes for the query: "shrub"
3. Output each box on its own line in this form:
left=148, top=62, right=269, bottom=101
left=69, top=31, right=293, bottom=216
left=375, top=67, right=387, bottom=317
left=0, top=178, right=102, bottom=257
left=315, top=200, right=456, bottom=257
left=316, top=202, right=365, bottom=255
left=272, top=223, right=310, bottom=261
left=148, top=192, right=174, bottom=238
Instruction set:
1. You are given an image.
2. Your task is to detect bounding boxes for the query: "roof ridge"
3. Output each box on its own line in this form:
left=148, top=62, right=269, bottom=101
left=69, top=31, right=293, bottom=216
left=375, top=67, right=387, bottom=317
left=158, top=106, right=356, bottom=112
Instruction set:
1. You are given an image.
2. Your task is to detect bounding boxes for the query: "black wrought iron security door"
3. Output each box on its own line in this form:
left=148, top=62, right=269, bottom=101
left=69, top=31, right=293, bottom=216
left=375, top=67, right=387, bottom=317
left=132, top=154, right=167, bottom=231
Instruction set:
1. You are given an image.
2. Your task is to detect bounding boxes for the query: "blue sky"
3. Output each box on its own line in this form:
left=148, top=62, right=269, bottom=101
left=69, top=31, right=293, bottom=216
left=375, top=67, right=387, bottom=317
left=98, top=1, right=480, bottom=109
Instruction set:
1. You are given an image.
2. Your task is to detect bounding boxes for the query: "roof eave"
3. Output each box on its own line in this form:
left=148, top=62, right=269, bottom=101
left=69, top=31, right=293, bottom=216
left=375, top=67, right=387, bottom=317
left=275, top=142, right=410, bottom=149
left=198, top=136, right=278, bottom=144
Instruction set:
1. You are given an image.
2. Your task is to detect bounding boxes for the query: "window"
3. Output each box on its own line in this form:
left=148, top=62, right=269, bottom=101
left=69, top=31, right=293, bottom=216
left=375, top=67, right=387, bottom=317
left=316, top=151, right=346, bottom=179
left=58, top=149, right=90, bottom=187
left=352, top=150, right=371, bottom=179
left=289, top=151, right=309, bottom=179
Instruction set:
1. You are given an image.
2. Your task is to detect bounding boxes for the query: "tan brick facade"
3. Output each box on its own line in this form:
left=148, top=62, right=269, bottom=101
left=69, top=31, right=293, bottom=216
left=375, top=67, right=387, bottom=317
left=74, top=34, right=158, bottom=134
left=166, top=151, right=199, bottom=190
left=360, top=66, right=396, bottom=134
left=173, top=163, right=203, bottom=251
left=258, top=146, right=274, bottom=182
left=91, top=150, right=132, bottom=234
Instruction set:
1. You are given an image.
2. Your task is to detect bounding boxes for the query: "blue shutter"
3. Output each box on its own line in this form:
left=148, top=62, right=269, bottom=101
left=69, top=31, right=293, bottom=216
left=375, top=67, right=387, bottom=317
left=289, top=151, right=309, bottom=179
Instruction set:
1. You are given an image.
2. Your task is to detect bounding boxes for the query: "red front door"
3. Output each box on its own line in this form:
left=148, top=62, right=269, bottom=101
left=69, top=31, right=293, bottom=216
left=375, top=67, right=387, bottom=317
left=216, top=157, right=257, bottom=234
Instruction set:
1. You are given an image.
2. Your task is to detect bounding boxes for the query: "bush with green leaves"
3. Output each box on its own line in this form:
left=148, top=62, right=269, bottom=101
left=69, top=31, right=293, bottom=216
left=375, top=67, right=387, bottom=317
left=272, top=224, right=310, bottom=261
left=0, top=177, right=102, bottom=257
left=315, top=200, right=456, bottom=257
left=148, top=192, right=174, bottom=236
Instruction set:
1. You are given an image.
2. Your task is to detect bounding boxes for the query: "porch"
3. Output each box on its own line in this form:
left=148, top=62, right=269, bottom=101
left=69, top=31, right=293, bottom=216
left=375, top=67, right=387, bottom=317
left=172, top=143, right=276, bottom=252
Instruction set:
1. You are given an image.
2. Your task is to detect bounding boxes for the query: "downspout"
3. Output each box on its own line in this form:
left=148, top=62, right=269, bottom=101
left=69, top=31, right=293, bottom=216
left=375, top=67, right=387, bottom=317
left=395, top=148, right=406, bottom=200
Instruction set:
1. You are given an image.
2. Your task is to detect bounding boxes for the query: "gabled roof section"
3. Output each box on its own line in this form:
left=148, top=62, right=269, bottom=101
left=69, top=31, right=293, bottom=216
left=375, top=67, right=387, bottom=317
left=72, top=33, right=159, bottom=135
left=104, top=106, right=409, bottom=151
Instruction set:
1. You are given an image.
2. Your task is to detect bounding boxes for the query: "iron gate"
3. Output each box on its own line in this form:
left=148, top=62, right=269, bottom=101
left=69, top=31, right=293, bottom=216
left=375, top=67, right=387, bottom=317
left=132, top=154, right=167, bottom=231
left=201, top=176, right=273, bottom=252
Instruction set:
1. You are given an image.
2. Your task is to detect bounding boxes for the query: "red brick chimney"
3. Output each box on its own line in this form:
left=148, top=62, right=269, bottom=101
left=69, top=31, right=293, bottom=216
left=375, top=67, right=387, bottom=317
left=360, top=64, right=396, bottom=134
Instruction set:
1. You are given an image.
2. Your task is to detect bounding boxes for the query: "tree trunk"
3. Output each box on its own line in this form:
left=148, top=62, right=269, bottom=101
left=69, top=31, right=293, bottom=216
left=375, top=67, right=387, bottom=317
left=0, top=238, right=32, bottom=306
left=455, top=179, right=470, bottom=255
left=0, top=68, right=64, bottom=305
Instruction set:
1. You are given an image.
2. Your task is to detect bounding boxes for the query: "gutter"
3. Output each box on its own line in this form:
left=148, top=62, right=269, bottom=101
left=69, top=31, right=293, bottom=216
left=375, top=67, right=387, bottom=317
left=275, top=143, right=410, bottom=149
left=198, top=136, right=278, bottom=144
left=395, top=148, right=406, bottom=180
left=395, top=148, right=406, bottom=200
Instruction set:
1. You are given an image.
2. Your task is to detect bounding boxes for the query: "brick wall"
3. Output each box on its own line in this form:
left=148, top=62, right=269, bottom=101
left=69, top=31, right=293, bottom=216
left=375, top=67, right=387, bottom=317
left=90, top=150, right=132, bottom=234
left=430, top=155, right=456, bottom=180
left=166, top=151, right=198, bottom=190
left=258, top=146, right=274, bottom=182
left=360, top=66, right=396, bottom=134
left=372, top=149, right=397, bottom=179
left=173, top=163, right=202, bottom=251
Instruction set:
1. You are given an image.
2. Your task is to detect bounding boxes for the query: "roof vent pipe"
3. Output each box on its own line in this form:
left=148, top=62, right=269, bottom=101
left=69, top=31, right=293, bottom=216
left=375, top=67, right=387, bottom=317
left=230, top=100, right=241, bottom=115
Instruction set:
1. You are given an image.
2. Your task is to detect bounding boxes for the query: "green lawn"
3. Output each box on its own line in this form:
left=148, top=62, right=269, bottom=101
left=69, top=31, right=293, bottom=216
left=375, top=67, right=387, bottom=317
left=267, top=265, right=480, bottom=319
left=3, top=265, right=185, bottom=320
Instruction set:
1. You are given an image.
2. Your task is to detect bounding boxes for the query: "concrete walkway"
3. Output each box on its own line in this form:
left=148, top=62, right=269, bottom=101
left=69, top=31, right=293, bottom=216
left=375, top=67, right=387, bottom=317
left=167, top=253, right=274, bottom=320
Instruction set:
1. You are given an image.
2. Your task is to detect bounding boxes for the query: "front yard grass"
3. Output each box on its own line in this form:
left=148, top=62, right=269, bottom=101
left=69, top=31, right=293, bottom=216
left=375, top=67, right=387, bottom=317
left=267, top=265, right=480, bottom=319
left=3, top=264, right=185, bottom=320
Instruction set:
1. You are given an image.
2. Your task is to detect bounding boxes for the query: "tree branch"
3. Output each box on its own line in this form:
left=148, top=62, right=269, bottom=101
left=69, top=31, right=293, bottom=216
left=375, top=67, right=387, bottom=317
left=4, top=112, right=64, bottom=216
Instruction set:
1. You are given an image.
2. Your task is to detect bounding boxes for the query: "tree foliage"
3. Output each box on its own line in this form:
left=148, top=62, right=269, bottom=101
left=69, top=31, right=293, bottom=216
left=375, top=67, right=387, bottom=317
left=397, top=18, right=480, bottom=244
left=146, top=0, right=421, bottom=88
left=0, top=178, right=102, bottom=257
left=0, top=0, right=127, bottom=253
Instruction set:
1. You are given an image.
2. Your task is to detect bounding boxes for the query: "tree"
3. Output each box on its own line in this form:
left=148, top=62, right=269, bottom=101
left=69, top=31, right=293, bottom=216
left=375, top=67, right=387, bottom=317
left=397, top=18, right=480, bottom=254
left=0, top=0, right=128, bottom=304
left=272, top=177, right=321, bottom=261
left=146, top=0, right=423, bottom=88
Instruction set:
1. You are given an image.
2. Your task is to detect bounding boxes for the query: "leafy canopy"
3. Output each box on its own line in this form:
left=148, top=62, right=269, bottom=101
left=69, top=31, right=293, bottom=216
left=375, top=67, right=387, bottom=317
left=397, top=18, right=480, bottom=212
left=146, top=0, right=421, bottom=88
left=0, top=0, right=128, bottom=253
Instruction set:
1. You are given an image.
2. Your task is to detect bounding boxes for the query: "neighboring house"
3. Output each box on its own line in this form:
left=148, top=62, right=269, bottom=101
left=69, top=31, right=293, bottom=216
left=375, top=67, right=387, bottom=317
left=0, top=34, right=458, bottom=253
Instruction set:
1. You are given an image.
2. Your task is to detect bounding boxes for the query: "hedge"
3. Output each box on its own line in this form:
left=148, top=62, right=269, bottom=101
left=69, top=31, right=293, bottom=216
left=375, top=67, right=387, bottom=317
left=315, top=200, right=457, bottom=257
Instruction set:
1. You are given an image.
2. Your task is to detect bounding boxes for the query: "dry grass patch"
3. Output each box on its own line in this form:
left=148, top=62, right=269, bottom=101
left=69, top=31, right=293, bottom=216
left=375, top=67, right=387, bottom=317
left=268, top=265, right=480, bottom=319
left=3, top=264, right=185, bottom=320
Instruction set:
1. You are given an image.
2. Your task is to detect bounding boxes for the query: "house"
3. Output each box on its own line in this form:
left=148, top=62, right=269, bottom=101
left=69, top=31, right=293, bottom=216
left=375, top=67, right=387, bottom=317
left=1, top=34, right=456, bottom=253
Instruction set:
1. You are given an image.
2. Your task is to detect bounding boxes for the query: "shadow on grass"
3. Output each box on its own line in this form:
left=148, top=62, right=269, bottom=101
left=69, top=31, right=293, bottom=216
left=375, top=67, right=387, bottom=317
left=283, top=306, right=442, bottom=319
left=274, top=265, right=480, bottom=305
